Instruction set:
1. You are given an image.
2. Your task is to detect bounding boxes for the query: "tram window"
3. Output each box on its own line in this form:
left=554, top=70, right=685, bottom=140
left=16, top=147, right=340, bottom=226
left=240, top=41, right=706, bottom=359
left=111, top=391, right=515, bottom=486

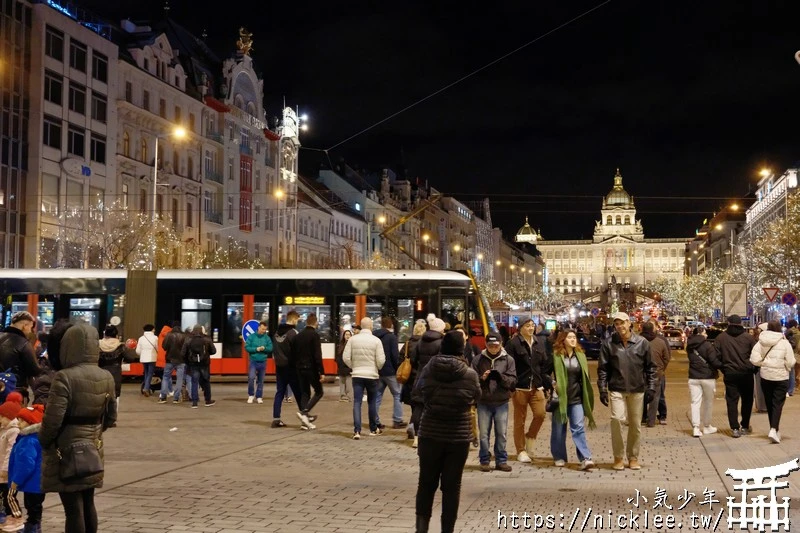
left=109, top=296, right=124, bottom=334
left=37, top=302, right=54, bottom=333
left=225, top=302, right=244, bottom=344
left=69, top=297, right=102, bottom=329
left=254, top=301, right=269, bottom=327
left=395, top=299, right=414, bottom=342
left=338, top=302, right=383, bottom=333
left=441, top=297, right=466, bottom=330
left=279, top=305, right=333, bottom=342
left=181, top=298, right=211, bottom=334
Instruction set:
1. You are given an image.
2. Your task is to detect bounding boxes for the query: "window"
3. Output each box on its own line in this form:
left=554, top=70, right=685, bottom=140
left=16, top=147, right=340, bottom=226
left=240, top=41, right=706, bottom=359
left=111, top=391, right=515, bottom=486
left=43, top=116, right=61, bottom=149
left=227, top=196, right=233, bottom=220
left=187, top=157, right=194, bottom=178
left=174, top=106, right=181, bottom=124
left=140, top=189, right=147, bottom=213
left=125, top=82, right=132, bottom=103
left=142, top=90, right=150, bottom=111
left=255, top=206, right=261, bottom=227
left=91, top=92, right=106, bottom=122
left=122, top=184, right=129, bottom=209
left=69, top=40, right=87, bottom=72
left=140, top=138, right=147, bottom=162
left=189, top=113, right=195, bottom=131
left=91, top=52, right=107, bottom=83
left=143, top=58, right=149, bottom=72
left=44, top=71, right=62, bottom=105
left=228, top=157, right=233, bottom=180
left=41, top=174, right=59, bottom=216
left=186, top=202, right=193, bottom=227
left=67, top=126, right=85, bottom=157
left=45, top=26, right=64, bottom=61
left=172, top=198, right=179, bottom=225
left=255, top=169, right=261, bottom=191
left=159, top=99, right=166, bottom=118
left=90, top=134, right=106, bottom=163
left=68, top=82, right=86, bottom=114
left=204, top=191, right=212, bottom=215
left=156, top=194, right=163, bottom=218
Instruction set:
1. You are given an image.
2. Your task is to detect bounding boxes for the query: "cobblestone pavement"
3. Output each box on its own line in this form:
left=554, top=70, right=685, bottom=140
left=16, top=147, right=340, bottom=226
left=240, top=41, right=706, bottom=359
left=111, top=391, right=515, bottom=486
left=37, top=352, right=800, bottom=532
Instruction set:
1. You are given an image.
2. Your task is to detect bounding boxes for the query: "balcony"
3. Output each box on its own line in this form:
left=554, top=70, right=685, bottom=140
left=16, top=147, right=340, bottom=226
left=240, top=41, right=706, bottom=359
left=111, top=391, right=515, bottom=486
left=204, top=211, right=222, bottom=224
left=204, top=169, right=224, bottom=185
left=205, top=130, right=223, bottom=144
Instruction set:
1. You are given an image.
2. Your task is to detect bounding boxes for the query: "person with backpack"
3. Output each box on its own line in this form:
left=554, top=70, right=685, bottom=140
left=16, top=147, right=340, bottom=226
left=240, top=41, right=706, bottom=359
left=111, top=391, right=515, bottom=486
left=159, top=321, right=186, bottom=404
left=686, top=326, right=723, bottom=438
left=271, top=311, right=301, bottom=428
left=181, top=326, right=216, bottom=408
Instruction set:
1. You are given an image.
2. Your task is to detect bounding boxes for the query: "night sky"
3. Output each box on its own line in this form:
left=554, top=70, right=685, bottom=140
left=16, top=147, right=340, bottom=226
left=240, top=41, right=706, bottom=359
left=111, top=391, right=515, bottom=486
left=79, top=0, right=800, bottom=240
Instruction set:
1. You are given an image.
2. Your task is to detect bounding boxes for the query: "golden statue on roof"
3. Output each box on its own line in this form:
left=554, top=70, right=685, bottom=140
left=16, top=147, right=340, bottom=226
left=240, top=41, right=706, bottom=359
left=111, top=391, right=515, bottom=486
left=236, top=27, right=253, bottom=56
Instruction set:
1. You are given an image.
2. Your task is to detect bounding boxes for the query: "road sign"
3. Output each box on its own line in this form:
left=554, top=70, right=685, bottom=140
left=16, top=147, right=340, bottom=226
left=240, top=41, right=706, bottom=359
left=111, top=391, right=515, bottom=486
left=723, top=283, right=747, bottom=317
left=781, top=292, right=797, bottom=307
left=241, top=319, right=260, bottom=342
left=763, top=287, right=780, bottom=302
left=591, top=308, right=600, bottom=317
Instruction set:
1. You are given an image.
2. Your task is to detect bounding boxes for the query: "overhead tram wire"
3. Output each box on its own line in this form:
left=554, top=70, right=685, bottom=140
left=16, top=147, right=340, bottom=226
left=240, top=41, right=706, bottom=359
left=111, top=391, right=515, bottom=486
left=325, top=0, right=613, bottom=152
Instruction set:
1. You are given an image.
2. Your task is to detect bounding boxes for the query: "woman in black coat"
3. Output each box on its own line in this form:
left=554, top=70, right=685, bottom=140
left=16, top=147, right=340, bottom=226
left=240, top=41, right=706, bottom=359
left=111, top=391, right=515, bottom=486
left=412, top=330, right=480, bottom=533
left=335, top=330, right=353, bottom=401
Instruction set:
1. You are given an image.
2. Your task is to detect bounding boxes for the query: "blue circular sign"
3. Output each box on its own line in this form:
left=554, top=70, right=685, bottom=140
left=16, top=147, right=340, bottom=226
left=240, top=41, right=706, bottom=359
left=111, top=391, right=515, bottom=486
left=591, top=308, right=600, bottom=316
left=241, top=319, right=261, bottom=342
left=782, top=292, right=797, bottom=307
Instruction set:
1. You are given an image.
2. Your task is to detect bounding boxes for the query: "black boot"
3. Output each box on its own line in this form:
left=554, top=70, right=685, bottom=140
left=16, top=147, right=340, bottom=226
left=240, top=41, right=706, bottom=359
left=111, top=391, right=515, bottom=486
left=441, top=518, right=456, bottom=533
left=415, top=515, right=430, bottom=533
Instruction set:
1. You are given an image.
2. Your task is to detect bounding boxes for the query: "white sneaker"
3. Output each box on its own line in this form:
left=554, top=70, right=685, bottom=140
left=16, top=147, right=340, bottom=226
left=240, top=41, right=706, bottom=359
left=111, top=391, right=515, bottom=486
left=247, top=396, right=254, bottom=404
left=256, top=398, right=263, bottom=404
left=692, top=426, right=702, bottom=438
left=768, top=428, right=780, bottom=443
left=296, top=412, right=315, bottom=429
left=517, top=451, right=531, bottom=463
left=554, top=459, right=566, bottom=467
left=703, top=425, right=718, bottom=435
left=580, top=459, right=595, bottom=470
left=353, top=432, right=361, bottom=440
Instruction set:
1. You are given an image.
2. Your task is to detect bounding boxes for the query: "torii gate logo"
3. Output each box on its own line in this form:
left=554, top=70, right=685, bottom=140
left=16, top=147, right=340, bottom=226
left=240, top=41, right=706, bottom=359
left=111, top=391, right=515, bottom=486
left=725, top=458, right=798, bottom=531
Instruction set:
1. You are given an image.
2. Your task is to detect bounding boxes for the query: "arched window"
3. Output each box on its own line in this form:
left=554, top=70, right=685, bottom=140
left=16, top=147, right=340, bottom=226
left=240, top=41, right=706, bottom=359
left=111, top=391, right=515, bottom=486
left=123, top=132, right=130, bottom=157
left=615, top=215, right=621, bottom=225
left=624, top=216, right=630, bottom=225
left=140, top=138, right=147, bottom=162
left=571, top=250, right=577, bottom=259
left=607, top=216, right=612, bottom=225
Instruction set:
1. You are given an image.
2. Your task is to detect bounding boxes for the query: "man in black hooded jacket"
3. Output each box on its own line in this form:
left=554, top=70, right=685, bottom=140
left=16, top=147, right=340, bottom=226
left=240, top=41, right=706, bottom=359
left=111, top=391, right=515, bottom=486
left=714, top=314, right=756, bottom=438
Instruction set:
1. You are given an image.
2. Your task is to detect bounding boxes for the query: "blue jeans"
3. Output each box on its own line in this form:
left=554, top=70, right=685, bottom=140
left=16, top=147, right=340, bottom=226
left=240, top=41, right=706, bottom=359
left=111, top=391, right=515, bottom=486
left=376, top=375, right=404, bottom=424
left=142, top=362, right=155, bottom=393
left=189, top=366, right=211, bottom=404
left=352, top=377, right=379, bottom=434
left=160, top=362, right=185, bottom=400
left=550, top=403, right=592, bottom=462
left=789, top=370, right=796, bottom=396
left=248, top=361, right=267, bottom=398
left=477, top=402, right=509, bottom=465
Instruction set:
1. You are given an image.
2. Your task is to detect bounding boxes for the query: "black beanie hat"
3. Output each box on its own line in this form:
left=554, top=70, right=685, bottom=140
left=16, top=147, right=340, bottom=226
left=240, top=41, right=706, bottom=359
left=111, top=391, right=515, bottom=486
left=440, top=330, right=465, bottom=355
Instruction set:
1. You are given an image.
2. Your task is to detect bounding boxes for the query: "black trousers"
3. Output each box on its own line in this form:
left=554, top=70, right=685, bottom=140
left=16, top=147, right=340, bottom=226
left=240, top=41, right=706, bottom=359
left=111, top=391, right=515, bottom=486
left=723, top=372, right=754, bottom=430
left=761, top=378, right=789, bottom=431
left=411, top=402, right=424, bottom=435
left=296, top=368, right=323, bottom=414
left=416, top=438, right=470, bottom=533
left=23, top=492, right=44, bottom=525
left=59, top=489, right=97, bottom=533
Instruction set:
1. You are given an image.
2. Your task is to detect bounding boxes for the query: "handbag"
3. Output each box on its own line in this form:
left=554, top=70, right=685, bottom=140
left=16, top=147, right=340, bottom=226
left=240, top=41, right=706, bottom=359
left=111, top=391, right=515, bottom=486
left=545, top=390, right=559, bottom=413
left=57, top=440, right=104, bottom=482
left=56, top=394, right=109, bottom=482
left=396, top=343, right=412, bottom=384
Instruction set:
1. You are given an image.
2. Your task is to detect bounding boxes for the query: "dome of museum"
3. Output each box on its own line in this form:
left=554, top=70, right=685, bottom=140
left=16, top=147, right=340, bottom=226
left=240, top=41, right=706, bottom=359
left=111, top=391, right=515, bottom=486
left=604, top=169, right=633, bottom=207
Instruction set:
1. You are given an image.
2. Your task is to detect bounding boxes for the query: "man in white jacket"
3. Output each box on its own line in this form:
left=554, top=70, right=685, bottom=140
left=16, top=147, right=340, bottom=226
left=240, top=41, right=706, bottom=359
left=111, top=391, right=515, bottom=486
left=343, top=317, right=386, bottom=440
left=136, top=324, right=159, bottom=397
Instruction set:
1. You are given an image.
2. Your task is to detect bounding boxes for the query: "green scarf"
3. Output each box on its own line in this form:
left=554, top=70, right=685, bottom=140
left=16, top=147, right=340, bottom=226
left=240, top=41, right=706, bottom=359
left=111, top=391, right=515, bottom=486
left=552, top=349, right=596, bottom=429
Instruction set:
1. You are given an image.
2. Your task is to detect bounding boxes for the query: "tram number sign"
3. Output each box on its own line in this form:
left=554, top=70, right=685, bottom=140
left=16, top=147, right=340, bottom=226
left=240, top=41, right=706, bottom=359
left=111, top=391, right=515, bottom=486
left=241, top=320, right=261, bottom=342
left=284, top=296, right=325, bottom=305
left=782, top=292, right=797, bottom=307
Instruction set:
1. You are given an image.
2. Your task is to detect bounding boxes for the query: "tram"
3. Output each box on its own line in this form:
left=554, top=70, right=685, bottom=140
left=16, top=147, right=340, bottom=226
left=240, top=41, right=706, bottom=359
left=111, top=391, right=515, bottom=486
left=0, top=269, right=494, bottom=376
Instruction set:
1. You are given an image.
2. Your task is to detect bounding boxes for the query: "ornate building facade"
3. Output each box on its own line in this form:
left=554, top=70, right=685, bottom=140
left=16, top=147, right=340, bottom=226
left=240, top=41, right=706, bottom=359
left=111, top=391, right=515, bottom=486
left=536, top=170, right=688, bottom=301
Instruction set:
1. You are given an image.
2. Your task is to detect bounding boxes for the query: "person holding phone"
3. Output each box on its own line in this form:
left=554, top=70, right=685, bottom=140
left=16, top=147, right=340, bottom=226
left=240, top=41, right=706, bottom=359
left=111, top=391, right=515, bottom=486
left=471, top=332, right=516, bottom=472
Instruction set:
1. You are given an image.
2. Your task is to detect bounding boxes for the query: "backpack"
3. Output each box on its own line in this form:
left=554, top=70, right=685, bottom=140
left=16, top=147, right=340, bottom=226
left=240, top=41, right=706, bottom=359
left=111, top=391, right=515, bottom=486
left=187, top=336, right=209, bottom=365
left=272, top=332, right=290, bottom=368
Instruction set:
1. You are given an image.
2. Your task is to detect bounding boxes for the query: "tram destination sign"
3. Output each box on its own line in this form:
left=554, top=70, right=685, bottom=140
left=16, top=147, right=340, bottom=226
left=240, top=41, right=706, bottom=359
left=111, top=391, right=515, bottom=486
left=284, top=296, right=326, bottom=305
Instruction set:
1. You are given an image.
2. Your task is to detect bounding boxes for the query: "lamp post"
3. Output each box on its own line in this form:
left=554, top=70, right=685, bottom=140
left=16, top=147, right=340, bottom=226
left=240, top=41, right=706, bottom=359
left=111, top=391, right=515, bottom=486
left=151, top=126, right=186, bottom=269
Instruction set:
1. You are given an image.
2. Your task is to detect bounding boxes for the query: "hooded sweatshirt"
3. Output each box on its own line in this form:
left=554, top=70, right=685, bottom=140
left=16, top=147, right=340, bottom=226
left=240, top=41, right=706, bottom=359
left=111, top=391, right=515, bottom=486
left=714, top=324, right=756, bottom=375
left=750, top=330, right=796, bottom=381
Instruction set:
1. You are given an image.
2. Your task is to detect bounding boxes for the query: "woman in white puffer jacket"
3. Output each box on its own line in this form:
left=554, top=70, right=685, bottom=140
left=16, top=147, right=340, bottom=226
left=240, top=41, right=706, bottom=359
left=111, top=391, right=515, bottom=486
left=750, top=321, right=796, bottom=443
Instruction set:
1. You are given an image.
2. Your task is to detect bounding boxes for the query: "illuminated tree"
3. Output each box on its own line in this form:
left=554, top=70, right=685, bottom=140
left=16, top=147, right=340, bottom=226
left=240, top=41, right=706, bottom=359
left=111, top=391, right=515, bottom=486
left=749, top=194, right=800, bottom=292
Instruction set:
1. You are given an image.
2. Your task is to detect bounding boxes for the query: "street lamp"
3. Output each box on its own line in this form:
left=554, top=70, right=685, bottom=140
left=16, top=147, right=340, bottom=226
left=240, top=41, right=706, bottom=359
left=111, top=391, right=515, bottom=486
left=151, top=126, right=187, bottom=269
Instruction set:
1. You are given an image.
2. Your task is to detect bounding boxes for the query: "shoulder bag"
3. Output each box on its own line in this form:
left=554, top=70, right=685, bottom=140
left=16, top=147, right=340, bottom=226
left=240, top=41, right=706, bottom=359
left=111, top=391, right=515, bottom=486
left=56, top=394, right=109, bottom=482
left=396, top=342, right=412, bottom=384
left=545, top=389, right=559, bottom=413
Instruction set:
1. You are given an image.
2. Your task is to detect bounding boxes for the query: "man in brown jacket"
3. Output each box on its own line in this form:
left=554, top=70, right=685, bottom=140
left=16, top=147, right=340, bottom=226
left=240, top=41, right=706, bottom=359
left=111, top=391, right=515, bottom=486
left=641, top=322, right=671, bottom=427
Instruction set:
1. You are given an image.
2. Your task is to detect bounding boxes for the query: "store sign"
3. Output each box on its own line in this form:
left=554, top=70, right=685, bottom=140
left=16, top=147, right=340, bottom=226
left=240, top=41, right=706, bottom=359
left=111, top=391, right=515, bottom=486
left=61, top=158, right=91, bottom=178
left=284, top=296, right=325, bottom=305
